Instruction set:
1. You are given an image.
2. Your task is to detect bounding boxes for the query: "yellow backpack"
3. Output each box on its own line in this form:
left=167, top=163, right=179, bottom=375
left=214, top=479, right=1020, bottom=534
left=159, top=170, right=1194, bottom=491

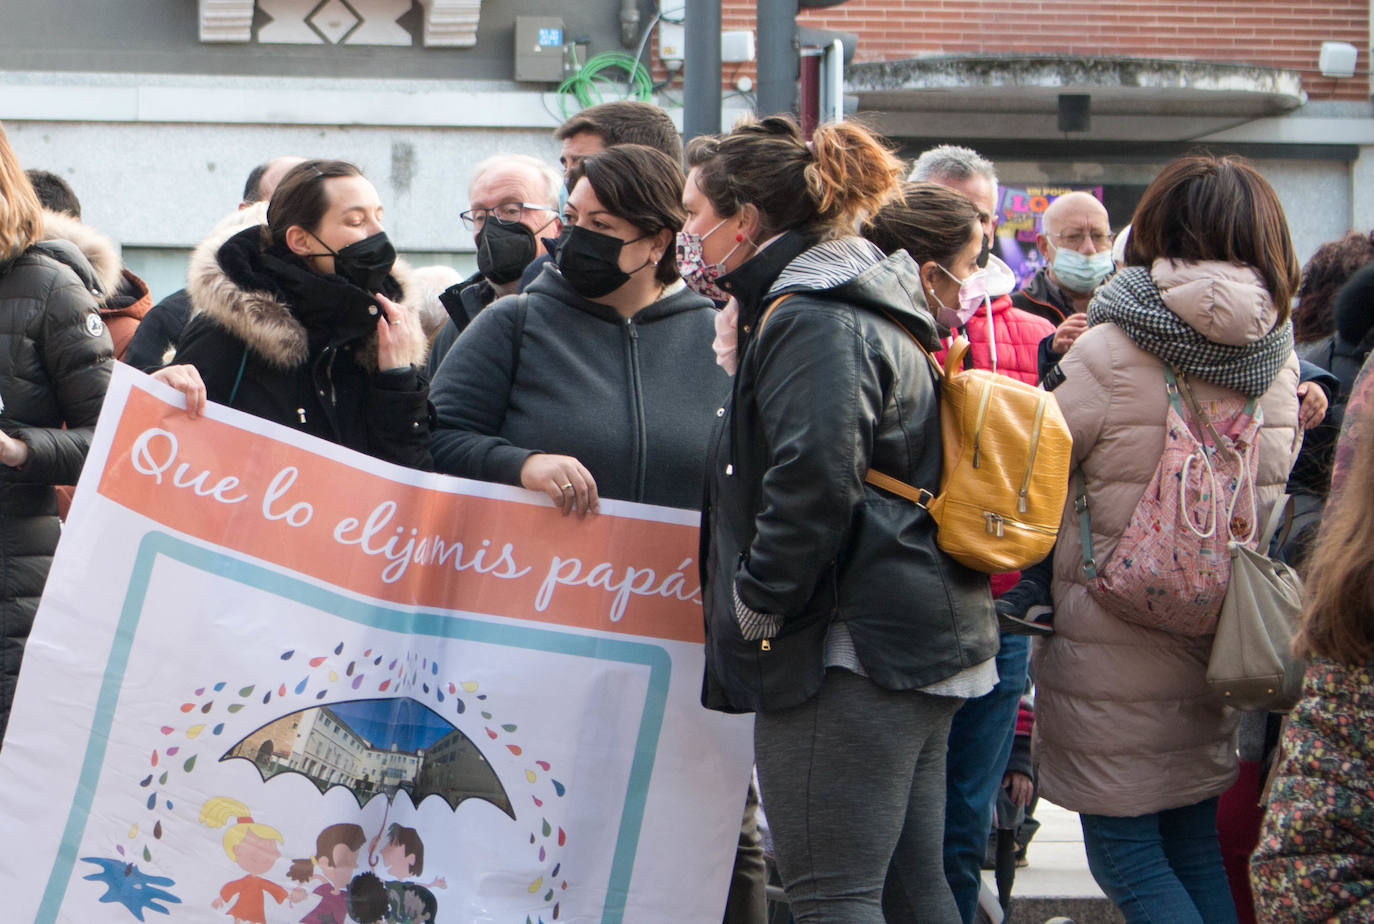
left=867, top=332, right=1073, bottom=574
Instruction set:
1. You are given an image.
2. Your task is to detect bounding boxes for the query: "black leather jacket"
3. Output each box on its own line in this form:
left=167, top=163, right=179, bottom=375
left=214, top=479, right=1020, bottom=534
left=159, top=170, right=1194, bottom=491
left=701, top=233, right=996, bottom=714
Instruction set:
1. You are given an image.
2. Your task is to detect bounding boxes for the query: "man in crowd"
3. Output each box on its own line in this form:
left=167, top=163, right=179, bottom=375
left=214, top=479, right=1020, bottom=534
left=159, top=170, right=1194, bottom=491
left=516, top=101, right=684, bottom=293
left=1012, top=190, right=1115, bottom=370
left=122, top=155, right=304, bottom=369
left=425, top=154, right=562, bottom=376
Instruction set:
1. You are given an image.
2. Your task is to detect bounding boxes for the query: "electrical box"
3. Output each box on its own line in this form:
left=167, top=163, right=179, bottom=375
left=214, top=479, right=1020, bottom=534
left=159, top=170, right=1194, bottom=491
left=515, top=16, right=566, bottom=83
left=1319, top=41, right=1358, bottom=79
left=721, top=30, right=755, bottom=63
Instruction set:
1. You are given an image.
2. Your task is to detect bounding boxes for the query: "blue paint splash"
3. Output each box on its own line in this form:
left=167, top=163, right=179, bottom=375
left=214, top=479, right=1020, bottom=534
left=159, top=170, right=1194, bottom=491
left=81, top=857, right=181, bottom=921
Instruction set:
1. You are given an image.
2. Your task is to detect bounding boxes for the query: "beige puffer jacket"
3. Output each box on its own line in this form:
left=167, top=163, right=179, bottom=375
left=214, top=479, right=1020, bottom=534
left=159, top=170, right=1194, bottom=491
left=1033, top=259, right=1301, bottom=817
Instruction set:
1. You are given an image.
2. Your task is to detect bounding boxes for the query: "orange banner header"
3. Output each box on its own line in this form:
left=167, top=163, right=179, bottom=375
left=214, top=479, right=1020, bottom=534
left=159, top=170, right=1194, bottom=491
left=96, top=388, right=705, bottom=643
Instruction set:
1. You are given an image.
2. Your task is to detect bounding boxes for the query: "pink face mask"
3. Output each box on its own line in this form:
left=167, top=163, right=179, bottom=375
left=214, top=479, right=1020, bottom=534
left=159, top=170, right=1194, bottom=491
left=932, top=265, right=989, bottom=328
left=676, top=220, right=751, bottom=302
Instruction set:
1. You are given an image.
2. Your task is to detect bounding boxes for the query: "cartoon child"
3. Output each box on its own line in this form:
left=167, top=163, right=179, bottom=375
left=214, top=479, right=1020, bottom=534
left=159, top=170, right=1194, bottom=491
left=371, top=824, right=440, bottom=924
left=288, top=823, right=367, bottom=924
left=345, top=871, right=390, bottom=924
left=199, top=797, right=303, bottom=923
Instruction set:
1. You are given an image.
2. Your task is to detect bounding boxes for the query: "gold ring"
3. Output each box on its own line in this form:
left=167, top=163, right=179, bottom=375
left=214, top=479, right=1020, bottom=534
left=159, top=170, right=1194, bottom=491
left=560, top=482, right=574, bottom=491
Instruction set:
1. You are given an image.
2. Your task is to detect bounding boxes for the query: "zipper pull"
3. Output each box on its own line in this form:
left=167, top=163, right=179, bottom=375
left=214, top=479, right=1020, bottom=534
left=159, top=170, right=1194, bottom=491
left=297, top=408, right=307, bottom=423
left=760, top=639, right=771, bottom=652
left=1018, top=490, right=1028, bottom=514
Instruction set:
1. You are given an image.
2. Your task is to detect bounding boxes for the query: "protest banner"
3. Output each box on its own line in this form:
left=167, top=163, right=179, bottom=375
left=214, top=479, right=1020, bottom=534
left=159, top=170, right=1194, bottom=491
left=0, top=364, right=754, bottom=923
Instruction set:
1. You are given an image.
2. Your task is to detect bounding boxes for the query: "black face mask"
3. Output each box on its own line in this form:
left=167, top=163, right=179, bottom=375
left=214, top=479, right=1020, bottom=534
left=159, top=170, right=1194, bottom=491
left=553, top=225, right=647, bottom=299
left=476, top=220, right=538, bottom=285
left=310, top=230, right=396, bottom=294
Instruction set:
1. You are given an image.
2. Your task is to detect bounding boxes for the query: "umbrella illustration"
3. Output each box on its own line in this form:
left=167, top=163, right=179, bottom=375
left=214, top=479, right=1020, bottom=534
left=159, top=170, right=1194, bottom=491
left=221, top=696, right=517, bottom=820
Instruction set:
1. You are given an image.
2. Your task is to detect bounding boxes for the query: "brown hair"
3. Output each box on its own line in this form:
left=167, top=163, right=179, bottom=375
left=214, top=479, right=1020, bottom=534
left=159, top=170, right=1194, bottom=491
left=288, top=822, right=367, bottom=882
left=1294, top=426, right=1374, bottom=664
left=686, top=116, right=904, bottom=242
left=0, top=123, right=45, bottom=259
left=1293, top=231, right=1374, bottom=343
left=863, top=182, right=981, bottom=268
left=554, top=101, right=682, bottom=164
left=1124, top=154, right=1300, bottom=324
left=264, top=159, right=363, bottom=249
left=386, top=823, right=424, bottom=877
left=566, top=144, right=685, bottom=284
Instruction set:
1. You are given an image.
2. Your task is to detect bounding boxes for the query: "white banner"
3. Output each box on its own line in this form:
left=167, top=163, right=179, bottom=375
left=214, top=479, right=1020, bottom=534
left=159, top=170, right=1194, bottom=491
left=0, top=364, right=753, bottom=924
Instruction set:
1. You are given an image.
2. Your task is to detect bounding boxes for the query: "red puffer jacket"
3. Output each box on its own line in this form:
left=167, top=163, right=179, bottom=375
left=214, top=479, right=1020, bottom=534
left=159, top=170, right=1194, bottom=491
left=934, top=294, right=1055, bottom=386
left=934, top=295, right=1055, bottom=596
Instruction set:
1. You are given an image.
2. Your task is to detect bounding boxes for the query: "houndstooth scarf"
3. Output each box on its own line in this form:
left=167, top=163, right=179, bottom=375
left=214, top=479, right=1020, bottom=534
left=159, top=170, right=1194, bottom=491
left=1087, top=266, right=1293, bottom=397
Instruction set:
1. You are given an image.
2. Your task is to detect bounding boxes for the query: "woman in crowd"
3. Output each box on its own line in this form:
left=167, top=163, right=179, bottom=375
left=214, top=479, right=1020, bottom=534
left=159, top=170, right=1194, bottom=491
left=694, top=116, right=997, bottom=922
left=0, top=124, right=114, bottom=743
left=1033, top=154, right=1301, bottom=923
left=172, top=159, right=431, bottom=468
left=864, top=181, right=1055, bottom=922
left=429, top=143, right=727, bottom=512
left=1250, top=399, right=1374, bottom=921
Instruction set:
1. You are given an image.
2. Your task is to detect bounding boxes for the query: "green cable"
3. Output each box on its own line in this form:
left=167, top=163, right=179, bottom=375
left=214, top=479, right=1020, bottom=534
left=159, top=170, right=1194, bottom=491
left=556, top=51, right=654, bottom=118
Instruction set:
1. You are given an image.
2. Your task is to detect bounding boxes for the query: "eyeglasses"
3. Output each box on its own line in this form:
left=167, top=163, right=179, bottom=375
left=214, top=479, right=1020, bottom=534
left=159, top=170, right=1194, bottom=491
left=459, top=202, right=554, bottom=230
left=1050, top=229, right=1113, bottom=251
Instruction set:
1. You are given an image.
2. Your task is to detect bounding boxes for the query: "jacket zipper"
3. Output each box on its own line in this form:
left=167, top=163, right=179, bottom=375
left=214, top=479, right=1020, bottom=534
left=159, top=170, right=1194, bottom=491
left=625, top=318, right=647, bottom=502
left=1018, top=395, right=1047, bottom=513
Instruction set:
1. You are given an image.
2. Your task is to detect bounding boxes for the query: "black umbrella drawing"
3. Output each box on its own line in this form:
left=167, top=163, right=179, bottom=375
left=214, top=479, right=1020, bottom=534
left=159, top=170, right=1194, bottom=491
left=221, top=696, right=517, bottom=820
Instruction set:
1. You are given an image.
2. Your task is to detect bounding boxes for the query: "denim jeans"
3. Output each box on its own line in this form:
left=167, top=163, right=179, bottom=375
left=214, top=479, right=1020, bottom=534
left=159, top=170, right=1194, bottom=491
left=941, top=632, right=1030, bottom=923
left=1080, top=797, right=1239, bottom=924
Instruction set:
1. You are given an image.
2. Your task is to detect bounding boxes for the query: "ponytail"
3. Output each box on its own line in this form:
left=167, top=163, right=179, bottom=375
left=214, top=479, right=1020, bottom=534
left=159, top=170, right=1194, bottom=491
left=690, top=116, right=904, bottom=241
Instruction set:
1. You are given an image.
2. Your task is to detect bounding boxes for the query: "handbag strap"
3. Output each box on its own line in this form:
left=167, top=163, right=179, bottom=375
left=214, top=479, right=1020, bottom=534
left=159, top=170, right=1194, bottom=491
left=1074, top=468, right=1098, bottom=579
left=1259, top=494, right=1295, bottom=553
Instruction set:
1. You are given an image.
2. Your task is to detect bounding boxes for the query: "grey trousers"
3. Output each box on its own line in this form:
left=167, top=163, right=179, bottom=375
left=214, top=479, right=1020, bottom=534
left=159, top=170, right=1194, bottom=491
left=754, top=668, right=964, bottom=923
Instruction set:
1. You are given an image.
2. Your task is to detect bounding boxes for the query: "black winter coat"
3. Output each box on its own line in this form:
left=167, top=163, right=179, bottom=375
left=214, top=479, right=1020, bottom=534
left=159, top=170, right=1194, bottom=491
left=430, top=265, right=729, bottom=510
left=174, top=226, right=433, bottom=469
left=0, top=246, right=114, bottom=738
left=701, top=233, right=996, bottom=714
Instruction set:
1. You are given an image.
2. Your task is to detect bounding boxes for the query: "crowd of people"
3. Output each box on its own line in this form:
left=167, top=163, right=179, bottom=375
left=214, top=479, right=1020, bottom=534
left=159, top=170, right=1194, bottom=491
left=1, top=97, right=1373, bottom=923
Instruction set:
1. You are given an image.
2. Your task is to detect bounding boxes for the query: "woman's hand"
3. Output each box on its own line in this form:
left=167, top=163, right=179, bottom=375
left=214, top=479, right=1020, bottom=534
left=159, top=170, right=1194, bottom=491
left=520, top=453, right=600, bottom=516
left=0, top=431, right=27, bottom=468
left=375, top=292, right=418, bottom=372
left=1296, top=381, right=1328, bottom=431
left=150, top=364, right=207, bottom=419
left=1003, top=771, right=1034, bottom=807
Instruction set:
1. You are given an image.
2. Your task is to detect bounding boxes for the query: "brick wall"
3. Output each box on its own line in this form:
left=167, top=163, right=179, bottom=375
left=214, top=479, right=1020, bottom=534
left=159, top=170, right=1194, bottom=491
left=673, top=0, right=1370, bottom=102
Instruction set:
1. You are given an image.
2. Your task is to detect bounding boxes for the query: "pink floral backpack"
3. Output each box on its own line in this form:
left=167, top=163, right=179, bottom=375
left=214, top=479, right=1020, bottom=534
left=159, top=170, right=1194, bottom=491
left=1074, top=365, right=1262, bottom=636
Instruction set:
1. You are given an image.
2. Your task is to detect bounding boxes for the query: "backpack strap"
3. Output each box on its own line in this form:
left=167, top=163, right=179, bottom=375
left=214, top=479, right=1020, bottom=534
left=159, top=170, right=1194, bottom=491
left=755, top=293, right=793, bottom=333
left=862, top=307, right=955, bottom=505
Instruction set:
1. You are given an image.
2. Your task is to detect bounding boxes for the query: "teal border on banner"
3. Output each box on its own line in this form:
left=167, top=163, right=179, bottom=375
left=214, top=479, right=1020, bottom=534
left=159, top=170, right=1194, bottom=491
left=38, top=531, right=671, bottom=924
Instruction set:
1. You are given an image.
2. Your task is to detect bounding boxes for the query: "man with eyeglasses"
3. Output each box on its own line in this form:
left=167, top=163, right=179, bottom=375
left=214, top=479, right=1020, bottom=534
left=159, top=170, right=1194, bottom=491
left=1012, top=191, right=1115, bottom=367
left=427, top=155, right=562, bottom=376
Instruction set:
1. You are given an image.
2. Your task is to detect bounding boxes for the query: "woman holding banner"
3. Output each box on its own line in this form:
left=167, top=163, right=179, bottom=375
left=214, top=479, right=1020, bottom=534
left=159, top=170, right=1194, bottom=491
left=693, top=116, right=997, bottom=923
left=428, top=143, right=727, bottom=513
left=172, top=159, right=432, bottom=468
left=0, top=124, right=114, bottom=744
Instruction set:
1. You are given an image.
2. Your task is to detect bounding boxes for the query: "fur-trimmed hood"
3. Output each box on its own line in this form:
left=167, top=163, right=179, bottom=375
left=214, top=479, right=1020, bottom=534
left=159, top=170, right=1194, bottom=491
left=40, top=208, right=123, bottom=302
left=186, top=203, right=427, bottom=371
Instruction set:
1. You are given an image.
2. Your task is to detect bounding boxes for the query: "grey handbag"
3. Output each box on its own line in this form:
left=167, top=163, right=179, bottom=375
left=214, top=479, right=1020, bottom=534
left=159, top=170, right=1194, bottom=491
left=1205, top=496, right=1307, bottom=712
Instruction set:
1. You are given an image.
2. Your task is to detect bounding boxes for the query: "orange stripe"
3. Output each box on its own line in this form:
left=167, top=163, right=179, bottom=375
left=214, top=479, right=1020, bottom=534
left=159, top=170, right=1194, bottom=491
left=97, top=388, right=706, bottom=643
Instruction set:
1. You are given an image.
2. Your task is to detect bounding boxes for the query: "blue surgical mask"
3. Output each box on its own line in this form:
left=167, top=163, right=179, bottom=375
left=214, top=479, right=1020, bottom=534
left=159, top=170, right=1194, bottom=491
left=1051, top=246, right=1113, bottom=294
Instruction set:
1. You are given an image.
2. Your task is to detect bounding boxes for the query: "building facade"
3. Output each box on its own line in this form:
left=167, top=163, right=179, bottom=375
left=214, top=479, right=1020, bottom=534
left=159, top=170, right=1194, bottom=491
left=2, top=0, right=1368, bottom=297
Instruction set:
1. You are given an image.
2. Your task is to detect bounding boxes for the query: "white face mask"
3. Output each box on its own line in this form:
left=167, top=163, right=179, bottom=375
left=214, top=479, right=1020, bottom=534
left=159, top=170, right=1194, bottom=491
left=983, top=254, right=1017, bottom=299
